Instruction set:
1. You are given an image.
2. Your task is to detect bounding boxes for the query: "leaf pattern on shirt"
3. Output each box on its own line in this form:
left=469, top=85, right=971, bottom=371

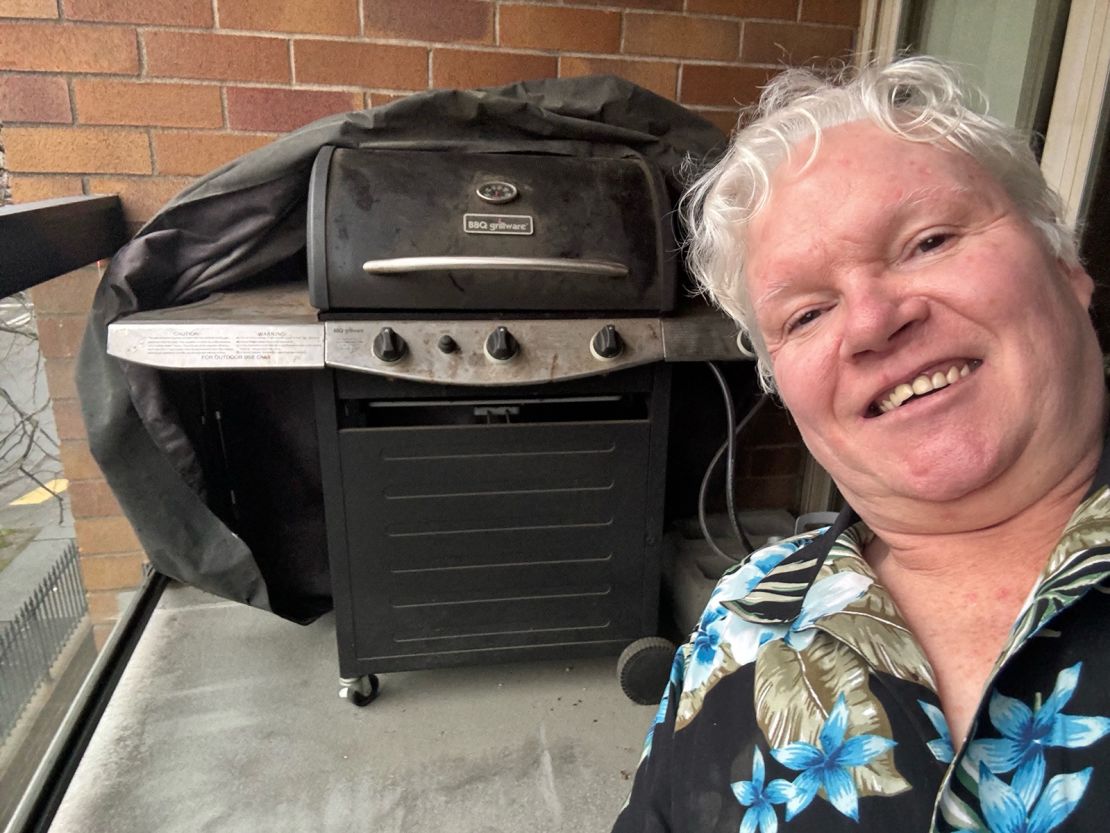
left=1001, top=487, right=1110, bottom=669
left=754, top=636, right=911, bottom=799
left=817, top=546, right=937, bottom=691
left=675, top=640, right=743, bottom=730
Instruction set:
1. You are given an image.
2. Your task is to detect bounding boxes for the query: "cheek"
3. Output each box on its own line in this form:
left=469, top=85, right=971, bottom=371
left=771, top=346, right=835, bottom=427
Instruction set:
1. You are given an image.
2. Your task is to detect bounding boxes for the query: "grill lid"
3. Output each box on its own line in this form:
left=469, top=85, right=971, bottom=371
left=307, top=147, right=676, bottom=314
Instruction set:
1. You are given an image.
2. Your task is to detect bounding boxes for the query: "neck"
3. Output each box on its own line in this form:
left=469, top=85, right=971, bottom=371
left=862, top=448, right=1100, bottom=585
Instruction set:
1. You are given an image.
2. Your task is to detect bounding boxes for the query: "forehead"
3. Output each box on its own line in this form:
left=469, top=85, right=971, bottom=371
left=747, top=121, right=1002, bottom=268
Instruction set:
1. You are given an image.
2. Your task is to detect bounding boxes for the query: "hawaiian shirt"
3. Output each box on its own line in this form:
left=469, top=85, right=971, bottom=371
left=613, top=478, right=1110, bottom=833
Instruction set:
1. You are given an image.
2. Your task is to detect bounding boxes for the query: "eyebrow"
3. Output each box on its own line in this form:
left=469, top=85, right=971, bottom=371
left=895, top=184, right=975, bottom=212
left=752, top=280, right=794, bottom=311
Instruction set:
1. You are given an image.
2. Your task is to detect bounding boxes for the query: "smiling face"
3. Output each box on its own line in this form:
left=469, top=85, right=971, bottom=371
left=746, top=121, right=1104, bottom=529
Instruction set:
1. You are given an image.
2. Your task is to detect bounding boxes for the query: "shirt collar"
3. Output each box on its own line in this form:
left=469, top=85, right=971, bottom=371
left=721, top=505, right=859, bottom=625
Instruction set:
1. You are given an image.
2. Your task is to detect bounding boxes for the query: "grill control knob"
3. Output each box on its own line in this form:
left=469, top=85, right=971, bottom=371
left=485, top=326, right=519, bottom=362
left=590, top=324, right=624, bottom=360
left=372, top=327, right=407, bottom=363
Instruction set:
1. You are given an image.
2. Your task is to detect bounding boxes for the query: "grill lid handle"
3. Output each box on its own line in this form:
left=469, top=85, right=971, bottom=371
left=361, top=256, right=628, bottom=278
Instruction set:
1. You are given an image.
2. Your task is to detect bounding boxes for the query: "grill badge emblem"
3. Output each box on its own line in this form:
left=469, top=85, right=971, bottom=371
left=463, top=213, right=534, bottom=235
left=476, top=180, right=518, bottom=204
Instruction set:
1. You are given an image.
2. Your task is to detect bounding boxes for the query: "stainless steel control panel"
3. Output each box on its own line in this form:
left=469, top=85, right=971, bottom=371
left=105, top=285, right=751, bottom=376
left=325, top=318, right=664, bottom=386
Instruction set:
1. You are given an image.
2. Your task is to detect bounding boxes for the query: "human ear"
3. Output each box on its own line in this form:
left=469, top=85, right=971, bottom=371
left=1062, top=260, right=1095, bottom=309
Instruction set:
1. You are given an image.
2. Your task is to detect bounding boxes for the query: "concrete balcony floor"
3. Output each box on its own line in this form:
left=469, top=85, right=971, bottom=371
left=46, top=583, right=654, bottom=833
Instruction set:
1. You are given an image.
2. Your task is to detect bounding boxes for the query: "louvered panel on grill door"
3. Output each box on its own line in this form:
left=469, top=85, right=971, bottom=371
left=337, top=421, right=653, bottom=663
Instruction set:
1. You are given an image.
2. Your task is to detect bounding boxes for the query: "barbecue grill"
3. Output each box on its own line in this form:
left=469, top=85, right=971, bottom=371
left=106, top=142, right=750, bottom=705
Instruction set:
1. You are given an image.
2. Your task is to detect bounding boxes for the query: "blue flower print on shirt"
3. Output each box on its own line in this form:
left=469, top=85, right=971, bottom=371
left=731, top=747, right=793, bottom=833
left=971, top=662, right=1110, bottom=790
left=919, top=700, right=955, bottom=763
left=693, top=606, right=725, bottom=665
left=682, top=605, right=730, bottom=691
left=971, top=762, right=1092, bottom=833
left=771, top=694, right=897, bottom=821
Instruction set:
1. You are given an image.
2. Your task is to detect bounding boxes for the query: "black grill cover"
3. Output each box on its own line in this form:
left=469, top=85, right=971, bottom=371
left=76, top=76, right=725, bottom=622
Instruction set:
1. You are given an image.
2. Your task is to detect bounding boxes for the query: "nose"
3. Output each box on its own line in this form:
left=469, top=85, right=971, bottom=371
left=838, top=278, right=928, bottom=360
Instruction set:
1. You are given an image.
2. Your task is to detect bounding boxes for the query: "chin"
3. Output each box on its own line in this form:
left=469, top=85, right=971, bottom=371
left=882, top=441, right=1011, bottom=505
left=824, top=435, right=1011, bottom=509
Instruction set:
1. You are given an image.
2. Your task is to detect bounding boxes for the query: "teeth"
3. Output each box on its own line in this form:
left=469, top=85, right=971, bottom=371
left=891, top=383, right=914, bottom=406
left=875, top=362, right=975, bottom=414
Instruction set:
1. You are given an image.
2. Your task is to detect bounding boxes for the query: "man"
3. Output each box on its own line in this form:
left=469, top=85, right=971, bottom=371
left=613, top=57, right=1110, bottom=833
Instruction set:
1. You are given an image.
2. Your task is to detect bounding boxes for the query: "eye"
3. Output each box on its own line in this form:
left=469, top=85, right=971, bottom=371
left=787, top=308, right=824, bottom=333
left=916, top=232, right=953, bottom=254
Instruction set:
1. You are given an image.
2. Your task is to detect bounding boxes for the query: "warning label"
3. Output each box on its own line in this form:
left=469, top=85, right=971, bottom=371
left=109, top=324, right=323, bottom=369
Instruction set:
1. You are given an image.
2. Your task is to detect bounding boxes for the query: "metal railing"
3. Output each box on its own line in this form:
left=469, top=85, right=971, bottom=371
left=0, top=543, right=88, bottom=743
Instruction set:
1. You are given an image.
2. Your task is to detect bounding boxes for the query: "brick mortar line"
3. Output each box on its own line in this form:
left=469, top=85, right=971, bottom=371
left=286, top=39, right=778, bottom=63
left=135, top=25, right=290, bottom=39
left=175, top=76, right=731, bottom=95
left=219, top=85, right=370, bottom=99
left=132, top=61, right=774, bottom=87
left=5, top=99, right=759, bottom=122
left=0, top=16, right=210, bottom=29
left=149, top=127, right=280, bottom=136
left=3, top=123, right=157, bottom=132
left=0, top=70, right=140, bottom=80
left=423, top=46, right=691, bottom=60
left=494, top=0, right=842, bottom=24
left=137, top=22, right=147, bottom=76
left=65, top=75, right=230, bottom=87
left=145, top=127, right=155, bottom=176
left=65, top=75, right=77, bottom=123
left=2, top=116, right=231, bottom=127
left=219, top=84, right=229, bottom=129
left=125, top=15, right=855, bottom=40
left=0, top=57, right=780, bottom=82
left=71, top=173, right=228, bottom=182
left=1, top=13, right=856, bottom=32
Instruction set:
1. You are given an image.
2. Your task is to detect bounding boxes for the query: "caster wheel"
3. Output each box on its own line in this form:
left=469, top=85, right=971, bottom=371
left=339, top=674, right=380, bottom=707
left=617, top=637, right=675, bottom=705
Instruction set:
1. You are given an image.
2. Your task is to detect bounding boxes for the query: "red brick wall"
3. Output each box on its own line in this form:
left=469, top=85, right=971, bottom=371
left=1, top=0, right=860, bottom=641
